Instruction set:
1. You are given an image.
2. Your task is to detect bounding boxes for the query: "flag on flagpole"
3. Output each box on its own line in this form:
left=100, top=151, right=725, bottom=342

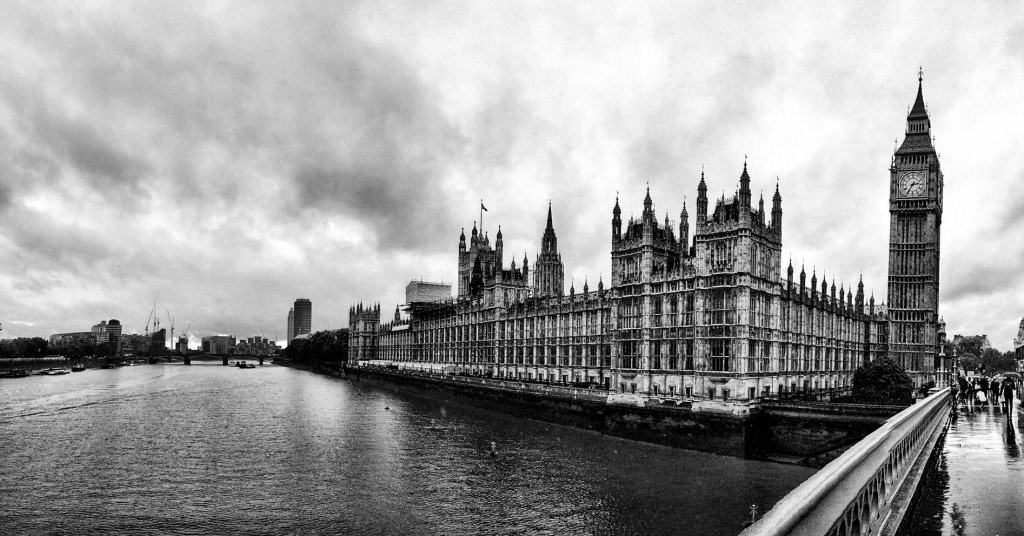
left=481, top=202, right=488, bottom=211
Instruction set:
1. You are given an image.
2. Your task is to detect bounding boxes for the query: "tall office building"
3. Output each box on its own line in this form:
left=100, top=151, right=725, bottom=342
left=293, top=299, right=312, bottom=338
left=287, top=308, right=294, bottom=341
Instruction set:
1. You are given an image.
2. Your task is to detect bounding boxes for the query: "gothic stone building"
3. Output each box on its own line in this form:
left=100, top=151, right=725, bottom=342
left=352, top=77, right=942, bottom=403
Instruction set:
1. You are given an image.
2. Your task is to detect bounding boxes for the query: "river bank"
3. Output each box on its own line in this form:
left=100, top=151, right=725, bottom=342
left=279, top=362, right=768, bottom=458
left=282, top=362, right=898, bottom=465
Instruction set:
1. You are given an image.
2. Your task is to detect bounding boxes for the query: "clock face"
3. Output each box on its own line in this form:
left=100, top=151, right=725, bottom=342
left=899, top=171, right=926, bottom=197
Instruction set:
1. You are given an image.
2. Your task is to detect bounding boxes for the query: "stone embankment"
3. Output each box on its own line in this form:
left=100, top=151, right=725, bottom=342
left=325, top=365, right=902, bottom=461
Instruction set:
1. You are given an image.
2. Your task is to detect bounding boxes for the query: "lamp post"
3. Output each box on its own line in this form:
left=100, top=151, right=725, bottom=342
left=938, top=347, right=947, bottom=388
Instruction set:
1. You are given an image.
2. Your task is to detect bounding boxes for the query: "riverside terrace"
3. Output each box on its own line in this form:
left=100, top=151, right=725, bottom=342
left=352, top=362, right=908, bottom=462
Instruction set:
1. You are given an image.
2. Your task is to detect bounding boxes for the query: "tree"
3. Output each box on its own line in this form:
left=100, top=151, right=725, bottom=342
left=852, top=357, right=913, bottom=405
left=280, top=329, right=349, bottom=368
left=0, top=337, right=49, bottom=359
left=952, top=336, right=1016, bottom=374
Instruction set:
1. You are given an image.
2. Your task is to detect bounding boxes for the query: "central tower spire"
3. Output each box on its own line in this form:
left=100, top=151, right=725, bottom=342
left=535, top=202, right=564, bottom=297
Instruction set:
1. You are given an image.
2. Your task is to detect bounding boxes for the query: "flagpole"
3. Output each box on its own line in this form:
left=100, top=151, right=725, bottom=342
left=480, top=199, right=483, bottom=233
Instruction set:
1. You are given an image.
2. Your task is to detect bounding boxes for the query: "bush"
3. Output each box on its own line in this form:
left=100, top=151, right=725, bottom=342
left=852, top=357, right=913, bottom=404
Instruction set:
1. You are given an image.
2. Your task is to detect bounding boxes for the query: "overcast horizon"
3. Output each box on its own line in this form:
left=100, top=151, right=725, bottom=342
left=2, top=2, right=1023, bottom=350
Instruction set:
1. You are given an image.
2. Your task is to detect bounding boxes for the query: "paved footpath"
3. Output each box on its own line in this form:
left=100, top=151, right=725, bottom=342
left=913, top=396, right=1023, bottom=536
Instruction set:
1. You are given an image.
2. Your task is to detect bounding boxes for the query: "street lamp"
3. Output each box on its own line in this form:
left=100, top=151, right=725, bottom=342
left=939, top=347, right=952, bottom=389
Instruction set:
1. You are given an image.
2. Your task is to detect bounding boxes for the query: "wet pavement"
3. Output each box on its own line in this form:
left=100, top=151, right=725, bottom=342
left=910, top=395, right=1024, bottom=536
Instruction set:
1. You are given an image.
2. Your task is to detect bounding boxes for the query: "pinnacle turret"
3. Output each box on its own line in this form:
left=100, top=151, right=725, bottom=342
left=612, top=194, right=622, bottom=242
left=739, top=158, right=751, bottom=209
left=642, top=184, right=654, bottom=223
left=697, top=170, right=708, bottom=225
left=771, top=179, right=783, bottom=234
left=679, top=197, right=690, bottom=253
left=535, top=203, right=564, bottom=297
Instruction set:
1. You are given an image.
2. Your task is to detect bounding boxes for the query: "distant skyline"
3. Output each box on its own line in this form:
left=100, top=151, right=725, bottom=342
left=2, top=2, right=1023, bottom=349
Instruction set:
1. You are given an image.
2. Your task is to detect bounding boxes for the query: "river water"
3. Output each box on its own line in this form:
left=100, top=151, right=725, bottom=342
left=0, top=362, right=813, bottom=535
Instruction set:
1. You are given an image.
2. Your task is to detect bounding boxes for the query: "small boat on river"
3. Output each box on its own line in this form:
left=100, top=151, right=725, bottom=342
left=1, top=369, right=31, bottom=378
left=71, top=363, right=86, bottom=372
left=46, top=368, right=71, bottom=375
left=236, top=361, right=256, bottom=369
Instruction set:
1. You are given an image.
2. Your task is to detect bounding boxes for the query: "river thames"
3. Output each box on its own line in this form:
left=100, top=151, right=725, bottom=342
left=0, top=362, right=814, bottom=535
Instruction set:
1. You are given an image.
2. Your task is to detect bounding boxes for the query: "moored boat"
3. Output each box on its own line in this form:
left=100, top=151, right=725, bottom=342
left=71, top=363, right=86, bottom=372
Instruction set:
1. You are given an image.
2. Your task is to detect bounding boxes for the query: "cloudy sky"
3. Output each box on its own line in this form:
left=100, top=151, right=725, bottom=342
left=2, top=1, right=1023, bottom=350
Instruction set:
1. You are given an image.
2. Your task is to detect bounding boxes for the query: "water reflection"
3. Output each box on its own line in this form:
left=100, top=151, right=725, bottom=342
left=909, top=398, right=1023, bottom=536
left=1004, top=412, right=1019, bottom=459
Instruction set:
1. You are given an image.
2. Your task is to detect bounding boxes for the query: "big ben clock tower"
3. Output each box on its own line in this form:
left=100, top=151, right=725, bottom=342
left=887, top=70, right=944, bottom=386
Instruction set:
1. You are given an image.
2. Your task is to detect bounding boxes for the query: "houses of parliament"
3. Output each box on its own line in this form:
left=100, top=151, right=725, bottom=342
left=349, top=76, right=944, bottom=404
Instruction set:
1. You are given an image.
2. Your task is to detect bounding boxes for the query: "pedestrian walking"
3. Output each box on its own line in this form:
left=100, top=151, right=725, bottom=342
left=957, top=375, right=971, bottom=409
left=1001, top=377, right=1016, bottom=410
left=979, top=376, right=991, bottom=407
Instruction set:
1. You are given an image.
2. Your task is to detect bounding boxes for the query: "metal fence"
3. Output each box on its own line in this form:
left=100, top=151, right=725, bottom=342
left=371, top=366, right=610, bottom=403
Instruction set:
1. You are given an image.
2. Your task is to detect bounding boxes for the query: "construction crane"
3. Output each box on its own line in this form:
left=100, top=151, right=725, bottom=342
left=166, top=311, right=175, bottom=350
left=144, top=308, right=153, bottom=336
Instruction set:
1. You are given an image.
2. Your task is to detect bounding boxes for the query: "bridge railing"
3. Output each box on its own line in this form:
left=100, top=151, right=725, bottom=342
left=741, top=387, right=952, bottom=536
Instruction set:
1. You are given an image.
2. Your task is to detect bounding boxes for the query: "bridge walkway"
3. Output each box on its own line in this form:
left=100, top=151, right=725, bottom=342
left=910, top=396, right=1023, bottom=535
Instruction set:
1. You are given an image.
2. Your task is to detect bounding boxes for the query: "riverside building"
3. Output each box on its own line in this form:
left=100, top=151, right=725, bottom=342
left=350, top=76, right=943, bottom=403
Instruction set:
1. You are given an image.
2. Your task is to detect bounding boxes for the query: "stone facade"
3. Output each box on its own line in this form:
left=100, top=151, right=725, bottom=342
left=886, top=73, right=944, bottom=385
left=352, top=77, right=943, bottom=402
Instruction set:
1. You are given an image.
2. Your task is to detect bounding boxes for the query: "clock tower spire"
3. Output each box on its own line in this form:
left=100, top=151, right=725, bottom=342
left=887, top=70, right=944, bottom=386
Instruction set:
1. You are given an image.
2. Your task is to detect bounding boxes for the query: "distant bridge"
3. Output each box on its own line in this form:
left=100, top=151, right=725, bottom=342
left=741, top=387, right=952, bottom=536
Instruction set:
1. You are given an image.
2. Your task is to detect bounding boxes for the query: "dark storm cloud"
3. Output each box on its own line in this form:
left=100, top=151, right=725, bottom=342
left=994, top=170, right=1024, bottom=234
left=5, top=208, right=115, bottom=278
left=625, top=50, right=777, bottom=201
left=0, top=0, right=1021, bottom=348
left=295, top=160, right=457, bottom=252
left=1005, top=21, right=1024, bottom=59
left=287, top=39, right=466, bottom=252
left=30, top=108, right=148, bottom=191
left=0, top=180, right=12, bottom=212
left=945, top=259, right=1023, bottom=302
